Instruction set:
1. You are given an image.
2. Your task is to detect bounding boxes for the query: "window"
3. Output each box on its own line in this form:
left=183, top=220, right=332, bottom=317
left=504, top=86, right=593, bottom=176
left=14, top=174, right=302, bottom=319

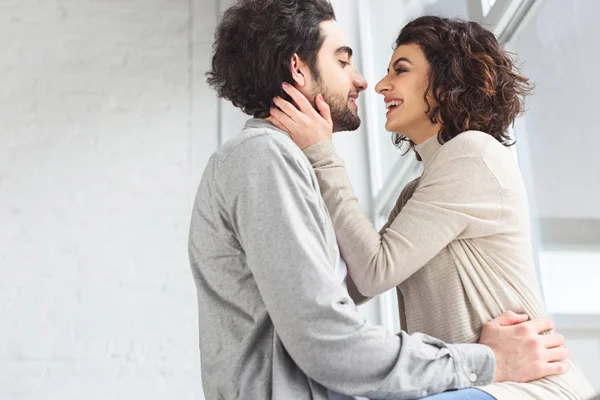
left=504, top=0, right=600, bottom=320
left=481, top=0, right=497, bottom=17
left=467, top=0, right=536, bottom=44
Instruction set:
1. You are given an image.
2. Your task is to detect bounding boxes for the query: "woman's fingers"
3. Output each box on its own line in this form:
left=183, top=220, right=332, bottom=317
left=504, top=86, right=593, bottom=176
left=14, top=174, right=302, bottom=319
left=265, top=115, right=291, bottom=134
left=269, top=106, right=296, bottom=132
left=267, top=83, right=334, bottom=149
left=282, top=82, right=315, bottom=114
left=272, top=96, right=300, bottom=123
left=315, top=94, right=332, bottom=124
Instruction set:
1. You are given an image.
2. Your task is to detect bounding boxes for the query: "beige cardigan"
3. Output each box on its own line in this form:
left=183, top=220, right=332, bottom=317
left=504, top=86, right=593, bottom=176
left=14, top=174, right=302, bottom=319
left=303, top=131, right=594, bottom=400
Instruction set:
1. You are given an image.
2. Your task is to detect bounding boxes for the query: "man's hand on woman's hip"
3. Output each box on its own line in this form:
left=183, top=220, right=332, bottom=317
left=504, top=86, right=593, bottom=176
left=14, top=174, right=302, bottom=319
left=480, top=311, right=570, bottom=383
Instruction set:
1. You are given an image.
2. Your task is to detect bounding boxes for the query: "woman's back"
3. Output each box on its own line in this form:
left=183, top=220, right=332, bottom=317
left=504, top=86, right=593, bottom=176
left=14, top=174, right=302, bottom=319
left=395, top=131, right=593, bottom=399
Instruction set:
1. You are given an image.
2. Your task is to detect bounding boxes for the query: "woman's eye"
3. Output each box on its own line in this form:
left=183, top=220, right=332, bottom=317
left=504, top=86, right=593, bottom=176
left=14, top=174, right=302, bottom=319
left=339, top=61, right=350, bottom=67
left=394, top=68, right=407, bottom=75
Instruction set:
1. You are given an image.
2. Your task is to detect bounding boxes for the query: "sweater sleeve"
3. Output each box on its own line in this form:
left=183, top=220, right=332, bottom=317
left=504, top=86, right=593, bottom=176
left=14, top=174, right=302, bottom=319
left=379, top=177, right=421, bottom=234
left=223, top=134, right=496, bottom=399
left=303, top=140, right=503, bottom=297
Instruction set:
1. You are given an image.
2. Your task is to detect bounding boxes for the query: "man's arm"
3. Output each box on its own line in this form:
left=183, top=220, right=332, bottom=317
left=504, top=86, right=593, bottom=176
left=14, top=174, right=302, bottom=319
left=222, top=133, right=494, bottom=399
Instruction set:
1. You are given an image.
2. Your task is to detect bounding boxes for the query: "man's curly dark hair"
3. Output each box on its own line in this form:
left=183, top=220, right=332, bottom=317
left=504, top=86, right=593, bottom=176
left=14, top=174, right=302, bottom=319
left=206, top=0, right=336, bottom=118
left=392, top=16, right=533, bottom=154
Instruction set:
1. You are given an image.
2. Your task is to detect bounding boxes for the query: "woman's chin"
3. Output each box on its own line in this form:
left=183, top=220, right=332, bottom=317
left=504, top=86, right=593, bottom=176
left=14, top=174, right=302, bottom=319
left=385, top=121, right=402, bottom=134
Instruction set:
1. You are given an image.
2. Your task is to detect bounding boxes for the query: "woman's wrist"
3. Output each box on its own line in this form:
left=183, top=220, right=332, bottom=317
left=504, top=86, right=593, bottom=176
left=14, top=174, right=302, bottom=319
left=302, top=140, right=337, bottom=164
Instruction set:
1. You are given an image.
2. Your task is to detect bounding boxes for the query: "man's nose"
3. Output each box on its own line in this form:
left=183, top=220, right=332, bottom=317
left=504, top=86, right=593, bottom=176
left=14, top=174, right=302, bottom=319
left=353, top=69, right=368, bottom=92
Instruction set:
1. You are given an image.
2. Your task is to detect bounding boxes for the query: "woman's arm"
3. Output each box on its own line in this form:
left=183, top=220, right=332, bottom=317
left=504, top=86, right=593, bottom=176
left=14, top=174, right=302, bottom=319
left=338, top=177, right=420, bottom=306
left=379, top=177, right=421, bottom=234
left=303, top=140, right=503, bottom=297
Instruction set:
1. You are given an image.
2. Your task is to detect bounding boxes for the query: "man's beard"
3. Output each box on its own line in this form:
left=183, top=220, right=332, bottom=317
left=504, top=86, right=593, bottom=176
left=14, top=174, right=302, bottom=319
left=314, top=80, right=361, bottom=133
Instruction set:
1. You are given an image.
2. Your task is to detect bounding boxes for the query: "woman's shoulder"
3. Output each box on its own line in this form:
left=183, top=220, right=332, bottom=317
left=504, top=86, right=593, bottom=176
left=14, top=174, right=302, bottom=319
left=433, top=131, right=520, bottom=190
left=440, top=130, right=499, bottom=153
left=436, top=131, right=513, bottom=165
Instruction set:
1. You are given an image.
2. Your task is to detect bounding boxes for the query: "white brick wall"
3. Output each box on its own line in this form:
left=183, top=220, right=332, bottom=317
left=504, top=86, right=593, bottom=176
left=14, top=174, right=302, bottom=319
left=0, top=0, right=216, bottom=398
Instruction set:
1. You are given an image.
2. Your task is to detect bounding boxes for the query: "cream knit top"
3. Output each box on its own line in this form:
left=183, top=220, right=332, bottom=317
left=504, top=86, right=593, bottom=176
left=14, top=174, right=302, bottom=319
left=303, top=131, right=594, bottom=400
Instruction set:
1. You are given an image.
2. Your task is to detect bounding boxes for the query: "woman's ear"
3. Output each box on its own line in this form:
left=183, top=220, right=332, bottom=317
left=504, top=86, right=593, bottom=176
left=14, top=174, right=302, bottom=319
left=289, top=53, right=308, bottom=88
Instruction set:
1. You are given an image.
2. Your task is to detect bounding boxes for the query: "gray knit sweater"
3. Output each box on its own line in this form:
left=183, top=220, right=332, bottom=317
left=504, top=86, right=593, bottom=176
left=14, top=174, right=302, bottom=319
left=188, top=119, right=495, bottom=400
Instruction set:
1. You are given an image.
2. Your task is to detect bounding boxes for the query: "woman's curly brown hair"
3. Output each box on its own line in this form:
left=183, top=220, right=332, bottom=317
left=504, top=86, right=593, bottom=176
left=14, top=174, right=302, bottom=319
left=392, top=16, right=533, bottom=153
left=206, top=0, right=335, bottom=118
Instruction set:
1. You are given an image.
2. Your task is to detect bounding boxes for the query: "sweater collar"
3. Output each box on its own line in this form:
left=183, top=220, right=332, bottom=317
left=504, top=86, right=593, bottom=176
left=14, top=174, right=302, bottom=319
left=244, top=118, right=291, bottom=139
left=415, top=134, right=443, bottom=168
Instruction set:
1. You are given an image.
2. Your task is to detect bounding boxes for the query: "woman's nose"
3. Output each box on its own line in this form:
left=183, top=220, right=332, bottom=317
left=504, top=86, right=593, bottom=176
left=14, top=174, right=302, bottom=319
left=375, top=77, right=390, bottom=95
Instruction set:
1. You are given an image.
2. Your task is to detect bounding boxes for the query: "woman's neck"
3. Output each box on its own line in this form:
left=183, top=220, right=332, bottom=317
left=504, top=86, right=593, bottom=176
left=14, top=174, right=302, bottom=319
left=405, top=123, right=441, bottom=145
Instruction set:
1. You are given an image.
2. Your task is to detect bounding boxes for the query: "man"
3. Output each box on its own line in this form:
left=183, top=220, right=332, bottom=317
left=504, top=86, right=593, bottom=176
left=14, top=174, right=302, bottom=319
left=189, top=1, right=569, bottom=399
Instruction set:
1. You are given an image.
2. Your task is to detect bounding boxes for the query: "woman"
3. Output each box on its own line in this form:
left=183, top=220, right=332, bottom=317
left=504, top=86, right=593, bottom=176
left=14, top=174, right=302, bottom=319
left=269, top=16, right=594, bottom=400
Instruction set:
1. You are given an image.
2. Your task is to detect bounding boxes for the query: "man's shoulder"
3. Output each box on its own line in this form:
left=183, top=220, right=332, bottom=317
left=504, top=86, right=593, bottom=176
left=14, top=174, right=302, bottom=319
left=216, top=125, right=301, bottom=165
left=206, top=123, right=311, bottom=187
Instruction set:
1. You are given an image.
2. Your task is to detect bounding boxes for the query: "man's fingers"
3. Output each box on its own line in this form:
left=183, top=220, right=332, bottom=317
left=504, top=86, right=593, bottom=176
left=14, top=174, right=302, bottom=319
left=491, top=311, right=529, bottom=327
left=542, top=360, right=571, bottom=377
left=529, top=317, right=555, bottom=334
left=542, top=333, right=565, bottom=349
left=281, top=82, right=314, bottom=114
left=545, top=346, right=570, bottom=363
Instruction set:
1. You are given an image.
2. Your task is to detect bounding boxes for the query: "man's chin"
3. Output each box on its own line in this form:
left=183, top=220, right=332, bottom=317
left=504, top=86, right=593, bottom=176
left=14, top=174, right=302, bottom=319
left=330, top=106, right=361, bottom=132
left=333, top=119, right=361, bottom=133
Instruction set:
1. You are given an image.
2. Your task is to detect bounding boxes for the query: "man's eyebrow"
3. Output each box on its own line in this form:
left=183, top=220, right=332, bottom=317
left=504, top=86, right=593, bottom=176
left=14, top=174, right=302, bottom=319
left=386, top=57, right=413, bottom=73
left=335, top=46, right=353, bottom=58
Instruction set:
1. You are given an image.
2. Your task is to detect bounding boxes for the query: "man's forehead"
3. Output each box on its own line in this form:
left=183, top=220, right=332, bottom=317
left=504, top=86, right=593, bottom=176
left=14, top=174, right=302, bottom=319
left=320, top=20, right=351, bottom=54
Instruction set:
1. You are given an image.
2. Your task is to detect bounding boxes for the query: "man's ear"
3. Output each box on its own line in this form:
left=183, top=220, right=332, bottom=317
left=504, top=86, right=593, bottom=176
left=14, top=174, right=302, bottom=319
left=289, top=53, right=310, bottom=87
